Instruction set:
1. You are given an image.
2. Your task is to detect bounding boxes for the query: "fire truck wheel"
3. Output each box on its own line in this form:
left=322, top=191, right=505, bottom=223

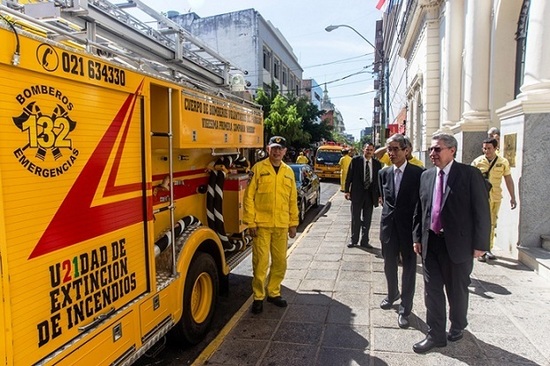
left=176, top=252, right=219, bottom=345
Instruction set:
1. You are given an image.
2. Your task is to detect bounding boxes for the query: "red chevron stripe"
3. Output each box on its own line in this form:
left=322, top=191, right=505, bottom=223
left=29, top=81, right=146, bottom=259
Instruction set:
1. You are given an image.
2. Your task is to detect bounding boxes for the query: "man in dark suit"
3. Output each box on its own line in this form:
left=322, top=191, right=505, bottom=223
left=344, top=142, right=381, bottom=248
left=378, top=134, right=424, bottom=329
left=412, top=133, right=490, bottom=353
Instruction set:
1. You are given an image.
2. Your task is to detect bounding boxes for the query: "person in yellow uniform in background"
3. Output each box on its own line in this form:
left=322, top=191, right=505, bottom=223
left=471, top=138, right=517, bottom=262
left=375, top=136, right=424, bottom=168
left=244, top=136, right=299, bottom=314
left=296, top=151, right=309, bottom=164
left=338, top=148, right=352, bottom=192
left=487, top=127, right=500, bottom=152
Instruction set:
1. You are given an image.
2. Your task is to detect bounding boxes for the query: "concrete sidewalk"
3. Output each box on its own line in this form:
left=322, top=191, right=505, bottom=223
left=195, top=192, right=550, bottom=365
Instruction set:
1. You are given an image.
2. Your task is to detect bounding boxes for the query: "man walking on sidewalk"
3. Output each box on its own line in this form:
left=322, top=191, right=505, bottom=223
left=344, top=142, right=381, bottom=248
left=378, top=134, right=423, bottom=329
left=412, top=133, right=490, bottom=353
left=471, top=138, right=517, bottom=262
left=244, top=136, right=299, bottom=314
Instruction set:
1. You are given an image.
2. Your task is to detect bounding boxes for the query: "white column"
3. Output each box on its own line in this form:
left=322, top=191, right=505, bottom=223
left=460, top=0, right=491, bottom=127
left=520, top=0, right=550, bottom=97
left=440, top=0, right=464, bottom=128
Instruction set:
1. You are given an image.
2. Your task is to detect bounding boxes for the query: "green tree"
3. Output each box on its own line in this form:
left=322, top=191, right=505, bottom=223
left=264, top=94, right=307, bottom=145
left=254, top=88, right=333, bottom=149
left=254, top=83, right=278, bottom=120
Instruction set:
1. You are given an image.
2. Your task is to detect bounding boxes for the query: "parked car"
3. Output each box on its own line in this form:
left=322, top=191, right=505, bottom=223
left=289, top=164, right=321, bottom=223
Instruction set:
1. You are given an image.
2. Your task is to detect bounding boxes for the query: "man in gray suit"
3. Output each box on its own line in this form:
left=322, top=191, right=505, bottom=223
left=378, top=134, right=424, bottom=329
left=412, top=133, right=490, bottom=353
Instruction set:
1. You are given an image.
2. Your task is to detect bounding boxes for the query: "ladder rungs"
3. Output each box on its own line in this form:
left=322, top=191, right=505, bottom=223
left=151, top=132, right=171, bottom=137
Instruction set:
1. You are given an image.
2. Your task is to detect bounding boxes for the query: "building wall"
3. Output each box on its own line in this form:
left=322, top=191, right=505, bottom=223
left=388, top=0, right=550, bottom=274
left=171, top=9, right=302, bottom=97
left=303, top=79, right=323, bottom=114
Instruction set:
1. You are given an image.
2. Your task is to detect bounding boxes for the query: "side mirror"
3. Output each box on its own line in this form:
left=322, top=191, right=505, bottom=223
left=255, top=149, right=267, bottom=161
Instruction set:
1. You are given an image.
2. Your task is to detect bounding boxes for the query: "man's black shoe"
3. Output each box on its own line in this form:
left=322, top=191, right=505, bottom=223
left=267, top=296, right=287, bottom=307
left=347, top=242, right=358, bottom=248
left=398, top=314, right=410, bottom=329
left=360, top=242, right=373, bottom=249
left=447, top=329, right=464, bottom=342
left=380, top=292, right=400, bottom=310
left=251, top=300, right=263, bottom=314
left=412, top=337, right=446, bottom=354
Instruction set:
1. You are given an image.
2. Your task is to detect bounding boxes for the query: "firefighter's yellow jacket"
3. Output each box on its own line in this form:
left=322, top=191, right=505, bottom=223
left=244, top=158, right=299, bottom=229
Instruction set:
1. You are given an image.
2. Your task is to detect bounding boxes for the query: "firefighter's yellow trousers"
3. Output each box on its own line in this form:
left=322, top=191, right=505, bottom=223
left=489, top=199, right=501, bottom=251
left=252, top=227, right=288, bottom=300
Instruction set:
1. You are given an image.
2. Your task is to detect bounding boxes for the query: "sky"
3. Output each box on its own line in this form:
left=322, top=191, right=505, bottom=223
left=137, top=0, right=385, bottom=140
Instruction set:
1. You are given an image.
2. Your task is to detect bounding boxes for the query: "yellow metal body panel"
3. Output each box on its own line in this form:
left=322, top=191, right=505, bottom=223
left=53, top=311, right=137, bottom=366
left=222, top=174, right=249, bottom=234
left=139, top=288, right=174, bottom=340
left=0, top=19, right=262, bottom=365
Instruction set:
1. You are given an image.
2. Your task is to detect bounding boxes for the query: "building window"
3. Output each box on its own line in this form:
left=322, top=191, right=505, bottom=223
left=273, top=58, right=280, bottom=79
left=282, top=67, right=288, bottom=86
left=515, top=0, right=530, bottom=98
left=263, top=48, right=271, bottom=72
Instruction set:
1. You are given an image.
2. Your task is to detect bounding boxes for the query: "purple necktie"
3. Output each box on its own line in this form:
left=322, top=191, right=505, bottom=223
left=431, top=170, right=445, bottom=233
left=394, top=169, right=402, bottom=197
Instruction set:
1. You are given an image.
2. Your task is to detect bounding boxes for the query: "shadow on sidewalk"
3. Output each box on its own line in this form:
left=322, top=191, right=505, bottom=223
left=469, top=278, right=512, bottom=299
left=209, top=289, right=389, bottom=366
left=489, top=255, right=537, bottom=272
left=405, top=314, right=543, bottom=365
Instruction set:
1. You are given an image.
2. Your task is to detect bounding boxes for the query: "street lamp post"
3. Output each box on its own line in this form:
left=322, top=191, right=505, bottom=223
left=325, top=24, right=387, bottom=146
left=325, top=24, right=377, bottom=50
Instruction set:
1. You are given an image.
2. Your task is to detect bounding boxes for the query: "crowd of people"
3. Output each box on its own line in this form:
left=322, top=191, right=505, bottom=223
left=243, top=128, right=516, bottom=353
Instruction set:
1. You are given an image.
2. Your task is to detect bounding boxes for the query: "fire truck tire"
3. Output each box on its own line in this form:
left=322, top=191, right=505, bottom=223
left=176, top=252, right=219, bottom=345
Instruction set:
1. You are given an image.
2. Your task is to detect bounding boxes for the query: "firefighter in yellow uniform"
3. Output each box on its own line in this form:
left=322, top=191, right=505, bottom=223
left=471, top=138, right=517, bottom=261
left=244, top=136, right=299, bottom=314
left=296, top=151, right=309, bottom=164
left=338, top=148, right=352, bottom=192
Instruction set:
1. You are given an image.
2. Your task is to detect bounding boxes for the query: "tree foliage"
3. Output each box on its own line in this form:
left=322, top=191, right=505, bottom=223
left=254, top=89, right=333, bottom=149
left=264, top=94, right=307, bottom=145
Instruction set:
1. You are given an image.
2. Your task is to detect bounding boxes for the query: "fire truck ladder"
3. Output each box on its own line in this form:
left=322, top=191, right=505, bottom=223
left=4, top=0, right=238, bottom=87
left=151, top=88, right=177, bottom=278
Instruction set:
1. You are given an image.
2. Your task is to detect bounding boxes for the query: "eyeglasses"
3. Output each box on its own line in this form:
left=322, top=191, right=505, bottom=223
left=387, top=147, right=405, bottom=153
left=428, top=146, right=449, bottom=153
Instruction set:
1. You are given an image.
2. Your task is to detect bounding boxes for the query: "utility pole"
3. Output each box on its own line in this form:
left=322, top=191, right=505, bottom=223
left=375, top=20, right=387, bottom=146
left=379, top=54, right=385, bottom=147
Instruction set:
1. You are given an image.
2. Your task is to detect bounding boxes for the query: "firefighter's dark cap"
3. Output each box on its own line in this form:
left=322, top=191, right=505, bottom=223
left=268, top=136, right=286, bottom=148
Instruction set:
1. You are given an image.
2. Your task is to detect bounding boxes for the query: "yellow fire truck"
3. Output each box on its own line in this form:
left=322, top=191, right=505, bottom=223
left=313, top=143, right=344, bottom=179
left=0, top=1, right=263, bottom=365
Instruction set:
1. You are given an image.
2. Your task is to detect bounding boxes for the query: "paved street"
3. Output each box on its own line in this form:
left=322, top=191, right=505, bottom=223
left=193, top=191, right=550, bottom=366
